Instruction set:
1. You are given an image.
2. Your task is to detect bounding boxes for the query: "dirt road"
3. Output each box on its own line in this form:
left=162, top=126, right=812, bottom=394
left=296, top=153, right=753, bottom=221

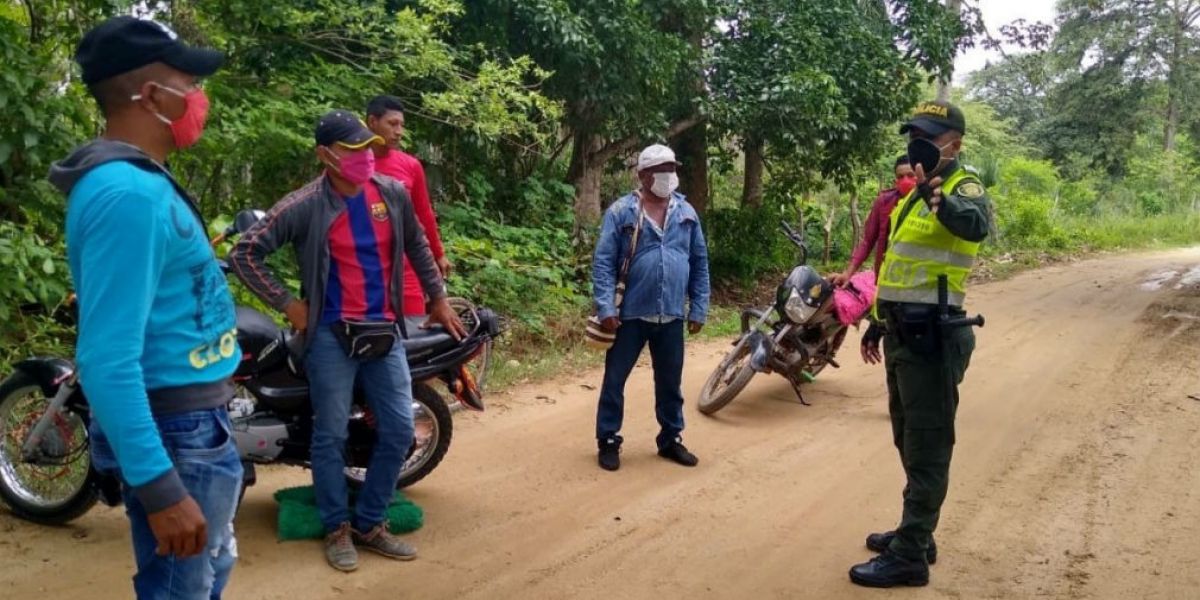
left=3, top=249, right=1200, bottom=599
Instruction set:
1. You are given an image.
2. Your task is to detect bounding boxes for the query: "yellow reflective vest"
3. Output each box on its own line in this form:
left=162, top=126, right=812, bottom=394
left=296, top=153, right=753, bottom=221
left=875, top=166, right=982, bottom=308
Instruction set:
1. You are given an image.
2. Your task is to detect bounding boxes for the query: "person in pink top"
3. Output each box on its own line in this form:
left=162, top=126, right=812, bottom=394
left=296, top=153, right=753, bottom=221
left=831, top=156, right=916, bottom=287
left=366, top=95, right=451, bottom=315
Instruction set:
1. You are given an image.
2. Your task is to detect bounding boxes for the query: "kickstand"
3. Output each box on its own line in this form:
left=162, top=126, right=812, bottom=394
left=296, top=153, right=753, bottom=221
left=788, top=378, right=811, bottom=406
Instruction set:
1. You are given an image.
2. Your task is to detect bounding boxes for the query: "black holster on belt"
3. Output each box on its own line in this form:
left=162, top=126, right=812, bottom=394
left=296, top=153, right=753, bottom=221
left=885, top=303, right=941, bottom=355
left=332, top=320, right=399, bottom=360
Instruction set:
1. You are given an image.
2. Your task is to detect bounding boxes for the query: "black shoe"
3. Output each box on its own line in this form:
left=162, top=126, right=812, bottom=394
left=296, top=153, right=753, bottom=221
left=865, top=531, right=937, bottom=564
left=849, top=552, right=929, bottom=588
left=598, top=437, right=621, bottom=471
left=657, top=440, right=698, bottom=467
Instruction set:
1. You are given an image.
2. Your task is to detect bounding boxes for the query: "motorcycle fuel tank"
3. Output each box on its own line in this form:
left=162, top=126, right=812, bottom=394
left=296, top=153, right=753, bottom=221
left=234, top=306, right=286, bottom=378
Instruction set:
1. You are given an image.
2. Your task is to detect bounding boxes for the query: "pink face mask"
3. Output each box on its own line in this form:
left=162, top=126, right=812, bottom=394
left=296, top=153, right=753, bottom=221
left=331, top=149, right=375, bottom=185
left=134, top=85, right=210, bottom=149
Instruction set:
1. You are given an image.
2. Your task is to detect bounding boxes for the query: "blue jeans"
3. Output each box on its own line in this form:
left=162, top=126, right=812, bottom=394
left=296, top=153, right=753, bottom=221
left=91, top=407, right=243, bottom=600
left=596, top=319, right=686, bottom=449
left=306, top=325, right=414, bottom=533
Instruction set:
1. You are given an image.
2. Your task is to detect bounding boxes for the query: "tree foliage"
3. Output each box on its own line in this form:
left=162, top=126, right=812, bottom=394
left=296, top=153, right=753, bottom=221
left=709, top=0, right=962, bottom=196
left=6, top=0, right=1192, bottom=372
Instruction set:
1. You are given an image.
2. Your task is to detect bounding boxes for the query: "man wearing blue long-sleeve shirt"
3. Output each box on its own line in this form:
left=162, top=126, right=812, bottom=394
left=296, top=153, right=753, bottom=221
left=48, top=17, right=242, bottom=600
left=592, top=144, right=711, bottom=472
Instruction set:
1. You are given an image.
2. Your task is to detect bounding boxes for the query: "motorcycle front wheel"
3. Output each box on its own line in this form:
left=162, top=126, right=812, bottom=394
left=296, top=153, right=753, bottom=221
left=697, top=335, right=756, bottom=415
left=344, top=382, right=453, bottom=490
left=0, top=371, right=97, bottom=524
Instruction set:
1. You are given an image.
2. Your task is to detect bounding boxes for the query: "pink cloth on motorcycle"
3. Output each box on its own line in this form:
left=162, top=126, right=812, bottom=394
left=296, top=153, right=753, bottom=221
left=832, top=271, right=877, bottom=326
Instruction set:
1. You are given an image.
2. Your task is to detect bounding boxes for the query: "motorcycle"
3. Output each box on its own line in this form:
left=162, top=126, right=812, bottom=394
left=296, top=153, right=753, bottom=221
left=0, top=209, right=502, bottom=525
left=697, top=220, right=869, bottom=415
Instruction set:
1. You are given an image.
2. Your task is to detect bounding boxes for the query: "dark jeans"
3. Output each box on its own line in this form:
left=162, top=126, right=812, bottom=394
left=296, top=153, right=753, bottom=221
left=91, top=407, right=243, bottom=600
left=595, top=319, right=686, bottom=449
left=883, top=324, right=975, bottom=561
left=306, top=325, right=415, bottom=533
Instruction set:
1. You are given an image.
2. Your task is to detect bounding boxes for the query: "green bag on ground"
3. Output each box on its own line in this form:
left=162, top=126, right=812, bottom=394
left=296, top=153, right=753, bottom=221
left=273, top=485, right=423, bottom=541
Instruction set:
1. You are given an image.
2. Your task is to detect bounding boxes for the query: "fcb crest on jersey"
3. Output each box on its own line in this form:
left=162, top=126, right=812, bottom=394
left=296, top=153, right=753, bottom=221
left=370, top=202, right=388, bottom=222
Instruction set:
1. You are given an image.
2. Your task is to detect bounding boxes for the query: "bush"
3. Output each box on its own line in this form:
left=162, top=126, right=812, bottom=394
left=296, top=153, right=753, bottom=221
left=0, top=221, right=71, bottom=333
left=438, top=196, right=589, bottom=338
left=704, top=205, right=798, bottom=284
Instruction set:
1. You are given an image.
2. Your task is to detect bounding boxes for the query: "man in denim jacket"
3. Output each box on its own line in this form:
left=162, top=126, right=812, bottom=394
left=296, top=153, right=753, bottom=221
left=592, top=144, right=711, bottom=471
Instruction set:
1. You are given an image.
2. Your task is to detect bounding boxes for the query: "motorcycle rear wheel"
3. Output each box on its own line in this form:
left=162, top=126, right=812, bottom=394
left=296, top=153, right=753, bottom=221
left=0, top=371, right=97, bottom=525
left=697, top=336, right=756, bottom=415
left=344, top=382, right=453, bottom=490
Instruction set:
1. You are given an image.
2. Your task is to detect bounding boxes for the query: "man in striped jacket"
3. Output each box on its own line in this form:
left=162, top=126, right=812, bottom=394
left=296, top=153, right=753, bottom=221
left=229, top=110, right=465, bottom=572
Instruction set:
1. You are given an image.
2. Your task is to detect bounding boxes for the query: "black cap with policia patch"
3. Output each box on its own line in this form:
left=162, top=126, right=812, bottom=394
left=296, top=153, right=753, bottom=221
left=899, top=100, right=966, bottom=137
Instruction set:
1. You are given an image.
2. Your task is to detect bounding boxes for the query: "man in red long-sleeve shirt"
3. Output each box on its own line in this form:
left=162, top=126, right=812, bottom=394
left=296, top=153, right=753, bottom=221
left=366, top=95, right=451, bottom=315
left=832, top=156, right=916, bottom=287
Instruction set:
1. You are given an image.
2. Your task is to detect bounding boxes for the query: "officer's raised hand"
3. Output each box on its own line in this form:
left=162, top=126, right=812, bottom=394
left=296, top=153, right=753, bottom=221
left=913, top=163, right=944, bottom=215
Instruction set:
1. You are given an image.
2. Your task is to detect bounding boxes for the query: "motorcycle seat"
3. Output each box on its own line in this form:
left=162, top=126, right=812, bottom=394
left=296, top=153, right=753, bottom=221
left=401, top=317, right=458, bottom=354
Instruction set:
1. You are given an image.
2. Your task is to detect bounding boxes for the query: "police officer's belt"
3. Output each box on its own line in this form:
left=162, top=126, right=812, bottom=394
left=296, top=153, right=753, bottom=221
left=881, top=302, right=964, bottom=355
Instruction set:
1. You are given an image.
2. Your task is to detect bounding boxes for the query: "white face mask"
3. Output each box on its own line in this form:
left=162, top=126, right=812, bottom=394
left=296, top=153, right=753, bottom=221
left=650, top=172, right=679, bottom=199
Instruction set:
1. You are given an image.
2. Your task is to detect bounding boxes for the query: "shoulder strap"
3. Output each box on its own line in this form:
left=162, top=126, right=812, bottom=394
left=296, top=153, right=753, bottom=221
left=613, top=195, right=645, bottom=308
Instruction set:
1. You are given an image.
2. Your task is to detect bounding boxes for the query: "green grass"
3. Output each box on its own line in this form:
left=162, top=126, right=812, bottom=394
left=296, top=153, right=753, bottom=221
left=483, top=304, right=747, bottom=390
left=484, top=213, right=1198, bottom=391
left=972, top=213, right=1200, bottom=282
left=1069, top=213, right=1200, bottom=251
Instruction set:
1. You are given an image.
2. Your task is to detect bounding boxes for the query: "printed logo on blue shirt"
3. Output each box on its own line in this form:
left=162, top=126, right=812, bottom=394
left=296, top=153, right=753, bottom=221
left=187, top=260, right=238, bottom=369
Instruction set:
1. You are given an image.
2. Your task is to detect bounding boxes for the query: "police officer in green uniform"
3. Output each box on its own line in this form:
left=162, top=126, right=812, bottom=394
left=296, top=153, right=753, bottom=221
left=850, top=100, right=992, bottom=588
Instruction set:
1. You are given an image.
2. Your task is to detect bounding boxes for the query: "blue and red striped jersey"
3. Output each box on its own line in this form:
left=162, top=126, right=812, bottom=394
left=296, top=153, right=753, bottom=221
left=321, top=181, right=397, bottom=324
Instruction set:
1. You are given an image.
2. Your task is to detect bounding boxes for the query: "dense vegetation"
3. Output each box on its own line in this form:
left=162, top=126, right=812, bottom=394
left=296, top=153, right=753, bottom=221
left=1, top=0, right=1197, bottom=376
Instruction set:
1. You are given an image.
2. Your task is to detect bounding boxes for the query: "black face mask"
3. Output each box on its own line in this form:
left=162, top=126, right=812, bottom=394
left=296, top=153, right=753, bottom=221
left=906, top=137, right=946, bottom=176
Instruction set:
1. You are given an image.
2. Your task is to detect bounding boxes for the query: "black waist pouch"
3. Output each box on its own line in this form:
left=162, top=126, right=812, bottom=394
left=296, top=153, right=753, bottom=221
left=886, top=304, right=940, bottom=355
left=332, top=320, right=399, bottom=360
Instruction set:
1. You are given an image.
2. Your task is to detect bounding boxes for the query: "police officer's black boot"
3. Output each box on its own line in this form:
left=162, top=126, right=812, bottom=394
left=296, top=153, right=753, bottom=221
left=865, top=530, right=937, bottom=564
left=849, top=550, right=929, bottom=588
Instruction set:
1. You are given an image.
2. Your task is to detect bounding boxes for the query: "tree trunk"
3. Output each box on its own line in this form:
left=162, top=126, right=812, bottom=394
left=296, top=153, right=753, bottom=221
left=822, top=203, right=836, bottom=264
left=567, top=131, right=604, bottom=237
left=568, top=116, right=707, bottom=237
left=849, top=190, right=862, bottom=245
left=742, top=136, right=765, bottom=207
left=1164, top=12, right=1183, bottom=152
left=797, top=192, right=810, bottom=233
left=936, top=0, right=962, bottom=102
left=674, top=121, right=709, bottom=215
left=672, top=27, right=709, bottom=215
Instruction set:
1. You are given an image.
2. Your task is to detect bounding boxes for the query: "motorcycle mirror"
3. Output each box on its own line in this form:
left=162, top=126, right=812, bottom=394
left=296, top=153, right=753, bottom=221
left=233, top=209, right=267, bottom=234
left=779, top=220, right=807, bottom=249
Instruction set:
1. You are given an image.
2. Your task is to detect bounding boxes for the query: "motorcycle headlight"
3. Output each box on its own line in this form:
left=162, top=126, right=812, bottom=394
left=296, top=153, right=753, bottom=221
left=783, top=289, right=819, bottom=323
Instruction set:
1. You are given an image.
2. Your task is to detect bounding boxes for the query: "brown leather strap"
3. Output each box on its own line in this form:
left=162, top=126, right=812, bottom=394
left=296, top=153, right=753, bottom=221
left=613, top=196, right=645, bottom=309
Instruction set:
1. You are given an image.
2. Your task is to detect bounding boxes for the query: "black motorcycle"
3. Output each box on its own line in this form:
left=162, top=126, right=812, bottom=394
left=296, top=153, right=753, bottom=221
left=697, top=221, right=854, bottom=415
left=0, top=210, right=502, bottom=524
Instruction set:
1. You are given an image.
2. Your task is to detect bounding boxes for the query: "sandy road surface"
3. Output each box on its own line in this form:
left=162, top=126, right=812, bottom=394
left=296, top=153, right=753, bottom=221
left=3, top=248, right=1200, bottom=600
